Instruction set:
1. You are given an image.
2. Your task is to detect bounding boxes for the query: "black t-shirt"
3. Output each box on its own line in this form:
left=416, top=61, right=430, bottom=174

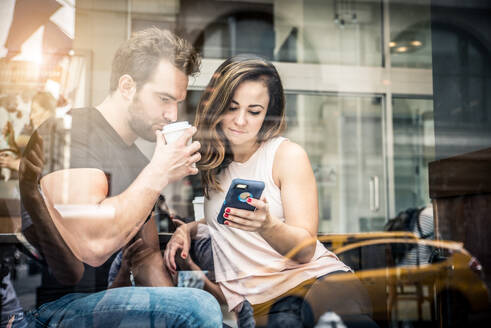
left=22, top=107, right=149, bottom=305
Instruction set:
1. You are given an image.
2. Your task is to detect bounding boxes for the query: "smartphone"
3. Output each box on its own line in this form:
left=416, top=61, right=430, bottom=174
left=217, top=178, right=265, bottom=224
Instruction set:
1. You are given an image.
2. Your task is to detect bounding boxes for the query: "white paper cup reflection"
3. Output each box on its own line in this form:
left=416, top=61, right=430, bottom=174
left=192, top=196, right=204, bottom=221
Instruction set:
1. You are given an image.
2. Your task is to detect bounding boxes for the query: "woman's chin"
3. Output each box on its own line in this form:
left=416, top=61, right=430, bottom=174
left=224, top=132, right=257, bottom=148
left=227, top=137, right=247, bottom=147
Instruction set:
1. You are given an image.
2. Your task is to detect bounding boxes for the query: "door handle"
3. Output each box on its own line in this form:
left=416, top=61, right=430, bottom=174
left=369, top=176, right=380, bottom=212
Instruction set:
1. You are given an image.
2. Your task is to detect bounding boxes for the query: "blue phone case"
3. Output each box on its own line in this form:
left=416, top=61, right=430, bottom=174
left=217, top=178, right=265, bottom=224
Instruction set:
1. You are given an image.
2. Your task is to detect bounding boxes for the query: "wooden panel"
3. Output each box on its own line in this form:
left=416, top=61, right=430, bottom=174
left=0, top=216, right=21, bottom=233
left=0, top=198, right=20, bottom=217
left=429, top=147, right=491, bottom=199
left=430, top=147, right=491, bottom=290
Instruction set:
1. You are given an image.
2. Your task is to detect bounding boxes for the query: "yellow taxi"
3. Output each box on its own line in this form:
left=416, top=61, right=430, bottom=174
left=317, top=231, right=419, bottom=251
left=304, top=238, right=489, bottom=327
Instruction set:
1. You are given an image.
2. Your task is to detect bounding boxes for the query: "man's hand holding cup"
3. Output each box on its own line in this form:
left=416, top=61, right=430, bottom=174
left=150, top=121, right=200, bottom=189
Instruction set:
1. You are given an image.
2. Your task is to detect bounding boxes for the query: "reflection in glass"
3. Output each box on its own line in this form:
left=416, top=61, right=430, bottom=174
left=335, top=239, right=488, bottom=325
left=180, top=0, right=383, bottom=66
left=302, top=0, right=383, bottom=65
left=393, top=98, right=434, bottom=214
left=284, top=94, right=385, bottom=233
left=389, top=0, right=432, bottom=68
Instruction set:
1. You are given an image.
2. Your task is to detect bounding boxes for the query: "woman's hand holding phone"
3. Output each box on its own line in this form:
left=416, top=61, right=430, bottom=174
left=222, top=195, right=274, bottom=232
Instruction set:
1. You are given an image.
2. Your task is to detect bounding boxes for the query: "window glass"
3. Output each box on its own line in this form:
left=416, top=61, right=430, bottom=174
left=360, top=244, right=390, bottom=270
left=393, top=98, right=434, bottom=213
left=337, top=248, right=361, bottom=271
left=339, top=244, right=393, bottom=271
left=284, top=93, right=385, bottom=233
left=175, top=0, right=383, bottom=66
left=301, top=0, right=383, bottom=65
left=2, top=1, right=489, bottom=327
left=389, top=0, right=432, bottom=68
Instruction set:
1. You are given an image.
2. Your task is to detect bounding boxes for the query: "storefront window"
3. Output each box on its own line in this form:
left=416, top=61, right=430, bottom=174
left=284, top=94, right=386, bottom=233
left=1, top=1, right=490, bottom=327
left=393, top=97, right=434, bottom=213
left=301, top=0, right=383, bottom=66
left=138, top=0, right=384, bottom=66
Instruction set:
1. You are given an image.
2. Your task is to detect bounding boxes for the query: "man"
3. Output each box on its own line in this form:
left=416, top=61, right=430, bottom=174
left=19, top=28, right=222, bottom=327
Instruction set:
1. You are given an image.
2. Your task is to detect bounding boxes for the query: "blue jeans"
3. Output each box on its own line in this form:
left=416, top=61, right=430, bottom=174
left=25, top=287, right=222, bottom=327
left=1, top=311, right=28, bottom=328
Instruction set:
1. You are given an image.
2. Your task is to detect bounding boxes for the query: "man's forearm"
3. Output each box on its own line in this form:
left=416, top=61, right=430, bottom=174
left=99, top=172, right=160, bottom=250
left=133, top=258, right=173, bottom=287
left=109, top=263, right=132, bottom=288
left=186, top=260, right=226, bottom=304
left=95, top=165, right=167, bottom=261
left=39, top=166, right=166, bottom=266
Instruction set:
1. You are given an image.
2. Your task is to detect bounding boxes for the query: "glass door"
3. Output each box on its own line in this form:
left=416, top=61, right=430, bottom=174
left=284, top=93, right=387, bottom=233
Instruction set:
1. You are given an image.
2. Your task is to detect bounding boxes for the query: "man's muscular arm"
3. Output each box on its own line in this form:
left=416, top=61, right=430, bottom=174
left=20, top=132, right=84, bottom=285
left=39, top=129, right=201, bottom=267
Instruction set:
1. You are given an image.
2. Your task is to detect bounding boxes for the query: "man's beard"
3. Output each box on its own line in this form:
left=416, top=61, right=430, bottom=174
left=128, top=96, right=157, bottom=142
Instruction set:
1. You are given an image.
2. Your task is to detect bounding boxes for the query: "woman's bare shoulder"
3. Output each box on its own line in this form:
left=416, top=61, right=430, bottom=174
left=276, top=139, right=309, bottom=162
left=273, top=140, right=312, bottom=184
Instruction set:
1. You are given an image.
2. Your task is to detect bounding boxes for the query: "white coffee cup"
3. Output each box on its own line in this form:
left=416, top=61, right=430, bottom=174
left=162, top=121, right=192, bottom=145
left=192, top=196, right=205, bottom=221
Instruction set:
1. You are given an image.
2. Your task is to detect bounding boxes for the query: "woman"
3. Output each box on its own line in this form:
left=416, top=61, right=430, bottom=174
left=0, top=91, right=57, bottom=174
left=165, top=55, right=375, bottom=327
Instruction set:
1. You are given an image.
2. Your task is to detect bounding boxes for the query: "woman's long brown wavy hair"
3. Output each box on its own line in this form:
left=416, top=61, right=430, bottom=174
left=195, top=55, right=286, bottom=197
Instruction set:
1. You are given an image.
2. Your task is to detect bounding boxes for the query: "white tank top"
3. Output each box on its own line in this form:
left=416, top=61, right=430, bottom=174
left=204, top=137, right=350, bottom=310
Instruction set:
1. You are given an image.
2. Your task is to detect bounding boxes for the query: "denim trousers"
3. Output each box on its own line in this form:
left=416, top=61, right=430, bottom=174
left=24, top=286, right=222, bottom=328
left=1, top=311, right=28, bottom=328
